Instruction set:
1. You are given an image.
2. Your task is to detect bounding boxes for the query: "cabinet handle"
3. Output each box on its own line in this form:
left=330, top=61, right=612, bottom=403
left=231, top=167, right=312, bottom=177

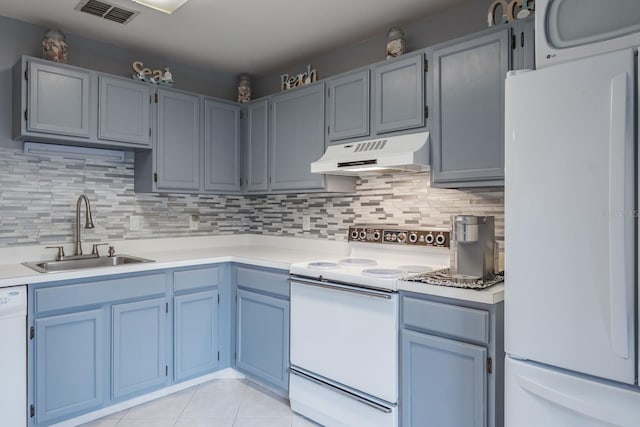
left=511, top=34, right=516, bottom=50
left=520, top=31, right=524, bottom=48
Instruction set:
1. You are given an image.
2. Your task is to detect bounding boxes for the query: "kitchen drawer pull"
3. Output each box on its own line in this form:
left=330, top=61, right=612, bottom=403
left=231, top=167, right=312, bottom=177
left=289, top=277, right=392, bottom=299
left=290, top=368, right=393, bottom=414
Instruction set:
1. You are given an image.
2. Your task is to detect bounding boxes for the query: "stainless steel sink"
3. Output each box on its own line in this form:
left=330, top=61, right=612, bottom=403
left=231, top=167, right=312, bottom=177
left=22, top=255, right=154, bottom=273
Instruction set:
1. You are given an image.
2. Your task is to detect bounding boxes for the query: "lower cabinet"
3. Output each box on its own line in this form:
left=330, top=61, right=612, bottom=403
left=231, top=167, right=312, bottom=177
left=174, top=289, right=219, bottom=381
left=112, top=298, right=167, bottom=399
left=234, top=265, right=290, bottom=392
left=400, top=293, right=504, bottom=427
left=28, top=265, right=226, bottom=427
left=34, top=309, right=106, bottom=424
left=402, top=329, right=487, bottom=427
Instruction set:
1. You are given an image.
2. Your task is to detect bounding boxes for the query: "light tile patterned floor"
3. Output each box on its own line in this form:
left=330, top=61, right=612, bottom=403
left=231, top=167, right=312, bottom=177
left=81, top=379, right=319, bottom=427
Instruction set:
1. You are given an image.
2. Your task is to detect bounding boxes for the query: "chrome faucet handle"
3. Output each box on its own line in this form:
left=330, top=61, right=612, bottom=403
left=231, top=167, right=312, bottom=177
left=45, top=246, right=65, bottom=261
left=108, top=246, right=116, bottom=257
left=91, top=243, right=109, bottom=256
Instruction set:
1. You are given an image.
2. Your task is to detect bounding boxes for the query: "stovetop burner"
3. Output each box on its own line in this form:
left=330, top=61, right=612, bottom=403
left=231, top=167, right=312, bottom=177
left=361, top=268, right=405, bottom=278
left=307, top=262, right=340, bottom=270
left=397, top=265, right=434, bottom=274
left=339, top=258, right=377, bottom=266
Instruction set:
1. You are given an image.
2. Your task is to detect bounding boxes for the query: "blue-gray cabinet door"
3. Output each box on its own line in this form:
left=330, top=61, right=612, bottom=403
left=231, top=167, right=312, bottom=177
left=174, top=290, right=219, bottom=381
left=34, top=309, right=105, bottom=424
left=98, top=75, right=151, bottom=146
left=112, top=298, right=167, bottom=399
left=204, top=99, right=241, bottom=192
left=236, top=289, right=289, bottom=391
left=27, top=61, right=91, bottom=138
left=402, top=329, right=487, bottom=427
left=156, top=89, right=201, bottom=191
left=430, top=28, right=509, bottom=187
left=327, top=69, right=370, bottom=142
left=512, top=19, right=535, bottom=71
left=269, top=83, right=325, bottom=190
left=373, top=53, right=425, bottom=134
left=245, top=100, right=269, bottom=192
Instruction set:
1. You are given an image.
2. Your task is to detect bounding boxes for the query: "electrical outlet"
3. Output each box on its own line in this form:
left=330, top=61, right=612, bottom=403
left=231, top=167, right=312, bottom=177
left=302, top=215, right=311, bottom=231
left=189, top=215, right=199, bottom=231
left=129, top=215, right=140, bottom=231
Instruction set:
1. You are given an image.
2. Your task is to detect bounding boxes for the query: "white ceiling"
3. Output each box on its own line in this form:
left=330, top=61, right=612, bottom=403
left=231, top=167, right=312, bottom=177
left=0, top=0, right=466, bottom=74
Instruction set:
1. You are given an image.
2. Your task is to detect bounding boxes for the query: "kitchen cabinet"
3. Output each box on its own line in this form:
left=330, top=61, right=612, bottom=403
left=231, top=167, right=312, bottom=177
left=327, top=68, right=370, bottom=142
left=244, top=90, right=355, bottom=194
left=373, top=52, right=426, bottom=134
left=400, top=293, right=504, bottom=427
left=24, top=60, right=91, bottom=138
left=13, top=56, right=153, bottom=150
left=203, top=98, right=242, bottom=192
left=174, top=289, right=219, bottom=381
left=234, top=265, right=290, bottom=392
left=98, top=74, right=152, bottom=147
left=27, top=265, right=230, bottom=426
left=512, top=18, right=535, bottom=71
left=402, top=330, right=487, bottom=427
left=244, top=99, right=269, bottom=192
left=429, top=27, right=510, bottom=187
left=155, top=88, right=201, bottom=191
left=112, top=298, right=167, bottom=399
left=269, top=83, right=326, bottom=191
left=34, top=309, right=106, bottom=424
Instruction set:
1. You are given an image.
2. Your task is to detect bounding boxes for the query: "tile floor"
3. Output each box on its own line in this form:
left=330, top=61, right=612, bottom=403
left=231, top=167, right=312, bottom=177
left=81, top=379, right=319, bottom=427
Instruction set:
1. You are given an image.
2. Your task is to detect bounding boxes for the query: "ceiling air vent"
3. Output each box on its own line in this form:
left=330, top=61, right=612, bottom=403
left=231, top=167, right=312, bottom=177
left=75, top=0, right=139, bottom=24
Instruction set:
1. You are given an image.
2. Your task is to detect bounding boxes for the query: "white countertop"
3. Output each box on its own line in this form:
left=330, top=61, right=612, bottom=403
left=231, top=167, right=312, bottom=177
left=0, top=235, right=504, bottom=304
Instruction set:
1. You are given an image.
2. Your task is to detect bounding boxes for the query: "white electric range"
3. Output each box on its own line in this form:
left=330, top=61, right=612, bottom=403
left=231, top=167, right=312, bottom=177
left=288, top=226, right=449, bottom=427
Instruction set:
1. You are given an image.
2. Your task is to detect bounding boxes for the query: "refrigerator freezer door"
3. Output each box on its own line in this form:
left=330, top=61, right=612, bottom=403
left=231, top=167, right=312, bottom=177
left=505, top=48, right=636, bottom=384
left=506, top=357, right=640, bottom=427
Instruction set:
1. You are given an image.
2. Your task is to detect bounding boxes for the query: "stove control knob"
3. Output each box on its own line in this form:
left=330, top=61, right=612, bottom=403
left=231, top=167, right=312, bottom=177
left=373, top=231, right=381, bottom=241
left=409, top=232, right=418, bottom=243
left=397, top=232, right=407, bottom=243
left=351, top=230, right=359, bottom=239
left=435, top=233, right=446, bottom=246
left=359, top=231, right=367, bottom=240
left=425, top=233, right=435, bottom=244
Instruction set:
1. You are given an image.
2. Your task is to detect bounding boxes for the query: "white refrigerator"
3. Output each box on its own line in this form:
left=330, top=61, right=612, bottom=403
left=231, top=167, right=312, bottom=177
left=505, top=47, right=640, bottom=426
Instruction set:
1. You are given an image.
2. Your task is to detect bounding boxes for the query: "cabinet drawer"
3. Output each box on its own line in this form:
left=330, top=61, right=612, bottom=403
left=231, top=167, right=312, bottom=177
left=34, top=274, right=166, bottom=314
left=235, top=266, right=289, bottom=298
left=174, top=266, right=220, bottom=292
left=402, top=296, right=489, bottom=344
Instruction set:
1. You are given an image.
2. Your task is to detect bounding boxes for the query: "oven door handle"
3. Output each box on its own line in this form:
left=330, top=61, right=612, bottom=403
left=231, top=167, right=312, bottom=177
left=289, top=277, right=393, bottom=300
left=290, top=368, right=393, bottom=414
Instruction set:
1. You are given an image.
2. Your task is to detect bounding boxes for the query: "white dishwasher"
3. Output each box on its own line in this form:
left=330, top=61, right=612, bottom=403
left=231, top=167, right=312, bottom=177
left=0, top=285, right=27, bottom=427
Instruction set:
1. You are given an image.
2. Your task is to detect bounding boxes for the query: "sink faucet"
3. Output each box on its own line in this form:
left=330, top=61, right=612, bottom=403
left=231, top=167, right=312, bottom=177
left=74, top=194, right=95, bottom=256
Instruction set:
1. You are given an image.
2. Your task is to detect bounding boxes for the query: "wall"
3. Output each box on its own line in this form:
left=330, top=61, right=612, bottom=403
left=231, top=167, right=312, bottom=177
left=0, top=143, right=503, bottom=247
left=254, top=0, right=494, bottom=97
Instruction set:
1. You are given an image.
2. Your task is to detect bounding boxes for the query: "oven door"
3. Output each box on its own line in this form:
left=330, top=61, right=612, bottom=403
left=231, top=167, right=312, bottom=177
left=289, top=276, right=398, bottom=403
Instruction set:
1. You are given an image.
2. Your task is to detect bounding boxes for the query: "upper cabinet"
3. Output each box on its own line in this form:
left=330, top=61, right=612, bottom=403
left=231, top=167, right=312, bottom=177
left=155, top=88, right=201, bottom=191
left=512, top=18, right=535, bottom=71
left=429, top=27, right=510, bottom=188
left=244, top=100, right=270, bottom=193
left=203, top=99, right=242, bottom=193
left=243, top=85, right=355, bottom=194
left=270, top=83, right=326, bottom=191
left=98, top=75, right=151, bottom=146
left=26, top=61, right=91, bottom=138
left=373, top=52, right=426, bottom=134
left=13, top=56, right=151, bottom=150
left=327, top=69, right=370, bottom=142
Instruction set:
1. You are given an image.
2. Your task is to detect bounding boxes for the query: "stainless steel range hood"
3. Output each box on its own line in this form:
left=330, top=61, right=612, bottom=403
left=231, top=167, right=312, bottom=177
left=310, top=132, right=429, bottom=176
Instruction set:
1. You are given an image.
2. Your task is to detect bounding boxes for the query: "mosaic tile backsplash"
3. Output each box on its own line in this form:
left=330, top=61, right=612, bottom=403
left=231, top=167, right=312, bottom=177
left=0, top=145, right=504, bottom=247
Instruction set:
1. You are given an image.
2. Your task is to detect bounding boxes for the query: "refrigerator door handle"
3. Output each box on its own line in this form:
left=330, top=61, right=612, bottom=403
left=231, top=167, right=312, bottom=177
left=607, top=72, right=630, bottom=360
left=517, top=375, right=623, bottom=425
